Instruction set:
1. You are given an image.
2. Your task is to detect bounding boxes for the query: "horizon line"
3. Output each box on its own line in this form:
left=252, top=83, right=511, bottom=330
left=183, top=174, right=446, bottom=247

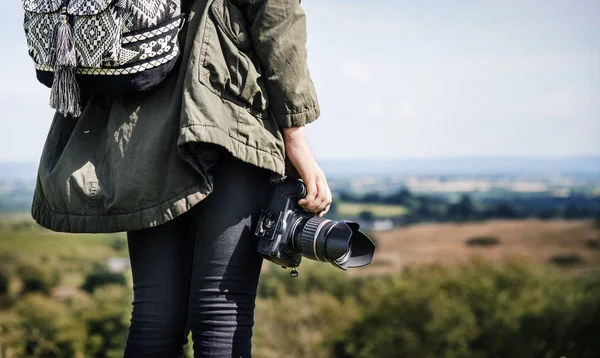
left=2, top=154, right=600, bottom=164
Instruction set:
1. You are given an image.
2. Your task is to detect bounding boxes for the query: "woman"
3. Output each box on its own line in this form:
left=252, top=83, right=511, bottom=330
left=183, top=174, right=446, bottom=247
left=31, top=0, right=331, bottom=356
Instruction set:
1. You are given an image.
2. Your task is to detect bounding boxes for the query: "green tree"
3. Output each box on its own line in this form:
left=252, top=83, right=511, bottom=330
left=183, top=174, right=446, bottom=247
left=17, top=262, right=59, bottom=295
left=448, top=194, right=475, bottom=222
left=83, top=285, right=131, bottom=358
left=324, top=200, right=338, bottom=219
left=492, top=202, right=519, bottom=218
left=538, top=208, right=559, bottom=220
left=81, top=270, right=127, bottom=293
left=358, top=210, right=375, bottom=221
left=0, top=267, right=11, bottom=309
left=386, top=189, right=412, bottom=205
left=111, top=236, right=127, bottom=252
left=0, top=267, right=9, bottom=297
left=332, top=262, right=600, bottom=358
left=254, top=293, right=360, bottom=358
left=563, top=204, right=590, bottom=219
left=1, top=294, right=85, bottom=357
left=362, top=193, right=382, bottom=203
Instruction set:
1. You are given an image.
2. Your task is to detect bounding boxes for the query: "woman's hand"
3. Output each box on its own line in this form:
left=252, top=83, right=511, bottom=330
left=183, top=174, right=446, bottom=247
left=283, top=126, right=332, bottom=218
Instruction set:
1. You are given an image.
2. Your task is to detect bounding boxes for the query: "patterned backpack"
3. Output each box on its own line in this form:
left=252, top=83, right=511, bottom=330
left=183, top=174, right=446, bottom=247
left=22, top=0, right=184, bottom=117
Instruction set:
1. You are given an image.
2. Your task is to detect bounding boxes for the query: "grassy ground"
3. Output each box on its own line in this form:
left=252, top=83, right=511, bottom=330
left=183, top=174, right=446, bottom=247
left=0, top=214, right=128, bottom=293
left=3, top=214, right=598, bottom=279
left=336, top=202, right=408, bottom=218
left=2, top=215, right=599, bottom=358
left=361, top=219, right=600, bottom=276
left=0, top=220, right=123, bottom=260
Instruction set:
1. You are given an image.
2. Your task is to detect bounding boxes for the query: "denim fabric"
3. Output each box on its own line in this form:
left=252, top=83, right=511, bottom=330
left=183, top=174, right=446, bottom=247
left=124, top=157, right=272, bottom=357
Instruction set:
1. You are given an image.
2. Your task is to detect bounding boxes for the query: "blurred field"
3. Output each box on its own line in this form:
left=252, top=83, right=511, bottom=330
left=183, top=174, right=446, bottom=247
left=0, top=223, right=121, bottom=258
left=362, top=219, right=600, bottom=275
left=2, top=216, right=599, bottom=276
left=0, top=216, right=129, bottom=294
left=336, top=202, right=408, bottom=218
left=1, top=215, right=600, bottom=357
left=2, top=216, right=599, bottom=287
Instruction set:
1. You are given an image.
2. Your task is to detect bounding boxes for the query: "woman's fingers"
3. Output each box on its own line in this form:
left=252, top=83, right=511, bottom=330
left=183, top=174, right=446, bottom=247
left=298, top=178, right=317, bottom=209
left=318, top=204, right=331, bottom=218
left=282, top=126, right=333, bottom=217
left=299, top=175, right=332, bottom=214
left=315, top=178, right=332, bottom=212
left=298, top=179, right=317, bottom=209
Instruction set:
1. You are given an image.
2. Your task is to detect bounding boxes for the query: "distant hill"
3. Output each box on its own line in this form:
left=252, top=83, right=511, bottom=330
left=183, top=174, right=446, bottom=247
left=2, top=156, right=600, bottom=181
left=319, top=156, right=600, bottom=177
left=367, top=219, right=600, bottom=274
left=0, top=162, right=38, bottom=181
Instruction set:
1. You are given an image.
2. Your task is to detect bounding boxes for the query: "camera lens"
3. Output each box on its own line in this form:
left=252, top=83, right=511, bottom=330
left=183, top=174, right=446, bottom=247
left=293, top=217, right=375, bottom=270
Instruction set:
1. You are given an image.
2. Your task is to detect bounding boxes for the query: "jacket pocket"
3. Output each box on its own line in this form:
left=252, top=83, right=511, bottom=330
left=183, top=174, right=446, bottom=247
left=198, top=0, right=268, bottom=114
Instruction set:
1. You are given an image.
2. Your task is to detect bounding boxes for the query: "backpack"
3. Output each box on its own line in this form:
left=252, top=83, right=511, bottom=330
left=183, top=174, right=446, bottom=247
left=22, top=0, right=184, bottom=117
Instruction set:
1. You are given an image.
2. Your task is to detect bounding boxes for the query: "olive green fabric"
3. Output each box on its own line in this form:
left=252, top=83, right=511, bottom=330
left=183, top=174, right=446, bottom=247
left=31, top=0, right=320, bottom=233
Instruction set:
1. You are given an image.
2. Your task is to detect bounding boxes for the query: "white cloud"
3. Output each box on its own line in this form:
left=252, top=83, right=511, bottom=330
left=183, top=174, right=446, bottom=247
left=392, top=101, right=418, bottom=120
left=341, top=59, right=373, bottom=85
left=363, top=97, right=383, bottom=116
left=520, top=90, right=598, bottom=119
left=2, top=0, right=600, bottom=161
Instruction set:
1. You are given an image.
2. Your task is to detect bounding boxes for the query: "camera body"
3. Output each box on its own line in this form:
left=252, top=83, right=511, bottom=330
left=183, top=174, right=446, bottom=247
left=255, top=178, right=307, bottom=269
left=255, top=177, right=376, bottom=273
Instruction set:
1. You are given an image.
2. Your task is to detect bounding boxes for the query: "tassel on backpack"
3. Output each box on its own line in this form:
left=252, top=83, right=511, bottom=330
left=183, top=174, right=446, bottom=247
left=48, top=6, right=81, bottom=117
left=22, top=0, right=185, bottom=118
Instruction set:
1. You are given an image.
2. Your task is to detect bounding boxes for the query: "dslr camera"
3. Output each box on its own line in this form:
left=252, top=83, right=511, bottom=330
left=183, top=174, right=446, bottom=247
left=255, top=177, right=376, bottom=276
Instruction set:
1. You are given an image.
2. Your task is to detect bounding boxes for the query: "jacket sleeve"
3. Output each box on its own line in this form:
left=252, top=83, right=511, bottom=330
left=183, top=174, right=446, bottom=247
left=235, top=0, right=320, bottom=128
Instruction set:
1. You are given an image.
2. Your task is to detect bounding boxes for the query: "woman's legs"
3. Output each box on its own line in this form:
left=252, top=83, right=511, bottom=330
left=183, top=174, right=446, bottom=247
left=185, top=158, right=272, bottom=357
left=125, top=157, right=272, bottom=357
left=124, top=213, right=195, bottom=358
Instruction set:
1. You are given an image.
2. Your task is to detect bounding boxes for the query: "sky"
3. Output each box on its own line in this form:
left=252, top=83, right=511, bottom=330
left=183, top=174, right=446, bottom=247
left=0, top=0, right=598, bottom=162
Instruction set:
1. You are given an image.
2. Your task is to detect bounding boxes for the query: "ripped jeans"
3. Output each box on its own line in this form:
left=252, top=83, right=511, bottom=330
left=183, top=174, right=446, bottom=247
left=123, top=156, right=272, bottom=357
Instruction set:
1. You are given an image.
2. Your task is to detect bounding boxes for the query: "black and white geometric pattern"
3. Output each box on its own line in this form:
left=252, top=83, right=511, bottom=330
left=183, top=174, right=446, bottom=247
left=128, top=0, right=175, bottom=28
left=36, top=44, right=179, bottom=75
left=73, top=10, right=121, bottom=67
left=24, top=10, right=60, bottom=65
left=67, top=0, right=113, bottom=15
left=23, top=0, right=182, bottom=78
left=22, top=0, right=62, bottom=14
left=122, top=17, right=180, bottom=44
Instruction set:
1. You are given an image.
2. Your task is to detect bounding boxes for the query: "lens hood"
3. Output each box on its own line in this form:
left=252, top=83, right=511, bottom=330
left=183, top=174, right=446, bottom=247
left=331, top=221, right=376, bottom=270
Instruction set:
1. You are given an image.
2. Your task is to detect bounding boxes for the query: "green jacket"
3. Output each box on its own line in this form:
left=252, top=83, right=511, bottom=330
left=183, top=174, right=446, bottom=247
left=31, top=0, right=320, bottom=233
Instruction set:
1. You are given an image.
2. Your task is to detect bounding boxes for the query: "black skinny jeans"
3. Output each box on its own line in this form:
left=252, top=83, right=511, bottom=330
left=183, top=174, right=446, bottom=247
left=124, top=157, right=272, bottom=357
